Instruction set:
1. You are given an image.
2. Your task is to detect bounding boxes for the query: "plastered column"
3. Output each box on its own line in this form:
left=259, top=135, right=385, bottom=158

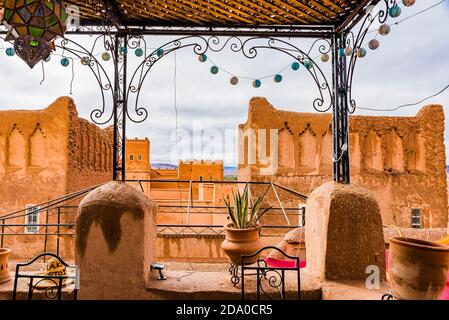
left=305, top=181, right=386, bottom=282
left=75, top=181, right=157, bottom=299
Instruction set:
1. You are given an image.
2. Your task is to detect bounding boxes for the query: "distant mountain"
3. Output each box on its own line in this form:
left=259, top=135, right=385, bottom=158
left=151, top=163, right=178, bottom=169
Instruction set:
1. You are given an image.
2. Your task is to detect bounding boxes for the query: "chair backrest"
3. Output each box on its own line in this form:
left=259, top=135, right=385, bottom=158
left=241, top=246, right=300, bottom=300
left=12, top=252, right=78, bottom=300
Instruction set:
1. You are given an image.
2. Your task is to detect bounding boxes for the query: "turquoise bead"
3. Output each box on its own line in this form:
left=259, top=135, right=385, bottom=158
left=304, top=60, right=313, bottom=69
left=6, top=48, right=15, bottom=56
left=120, top=47, right=128, bottom=55
left=198, top=54, right=207, bottom=62
left=291, top=62, right=300, bottom=71
left=339, top=48, right=346, bottom=57
left=389, top=5, right=401, bottom=18
left=156, top=48, right=164, bottom=57
left=274, top=74, right=283, bottom=83
left=135, top=48, right=144, bottom=57
left=210, top=66, right=219, bottom=74
left=60, top=58, right=70, bottom=67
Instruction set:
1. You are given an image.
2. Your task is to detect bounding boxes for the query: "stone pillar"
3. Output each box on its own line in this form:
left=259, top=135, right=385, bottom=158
left=305, top=182, right=386, bottom=282
left=75, top=181, right=157, bottom=299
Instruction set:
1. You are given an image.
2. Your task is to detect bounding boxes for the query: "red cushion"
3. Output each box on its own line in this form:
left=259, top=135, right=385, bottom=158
left=265, top=257, right=306, bottom=269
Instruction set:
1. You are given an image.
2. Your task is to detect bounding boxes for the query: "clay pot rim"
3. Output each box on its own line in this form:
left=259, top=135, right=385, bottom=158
left=0, top=248, right=12, bottom=254
left=224, top=223, right=261, bottom=232
left=390, top=237, right=449, bottom=252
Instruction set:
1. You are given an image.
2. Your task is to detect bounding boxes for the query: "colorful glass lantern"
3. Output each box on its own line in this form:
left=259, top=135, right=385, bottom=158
left=1, top=0, right=68, bottom=68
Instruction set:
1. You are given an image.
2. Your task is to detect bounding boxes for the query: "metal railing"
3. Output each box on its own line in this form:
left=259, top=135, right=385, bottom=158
left=0, top=180, right=307, bottom=258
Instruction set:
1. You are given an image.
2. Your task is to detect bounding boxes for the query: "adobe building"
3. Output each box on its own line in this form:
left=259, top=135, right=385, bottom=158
left=125, top=138, right=151, bottom=194
left=0, top=97, right=113, bottom=259
left=238, top=97, right=448, bottom=229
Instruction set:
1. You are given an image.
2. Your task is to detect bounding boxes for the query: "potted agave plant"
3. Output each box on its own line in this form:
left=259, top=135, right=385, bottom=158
left=221, top=186, right=271, bottom=265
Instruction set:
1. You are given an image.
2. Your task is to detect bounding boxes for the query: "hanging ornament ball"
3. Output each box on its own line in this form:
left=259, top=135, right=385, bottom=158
left=304, top=60, right=313, bottom=70
left=61, top=57, right=70, bottom=67
left=6, top=48, right=15, bottom=57
left=135, top=48, right=144, bottom=57
left=230, top=76, right=239, bottom=85
left=210, top=66, right=219, bottom=75
left=291, top=62, right=300, bottom=71
left=274, top=74, right=283, bottom=83
left=379, top=24, right=391, bottom=36
left=402, top=0, right=416, bottom=6
left=321, top=53, right=329, bottom=63
left=156, top=48, right=164, bottom=57
left=120, top=47, right=128, bottom=55
left=389, top=5, right=402, bottom=18
left=102, top=52, right=111, bottom=61
left=357, top=48, right=367, bottom=58
left=368, top=39, right=380, bottom=50
left=345, top=47, right=353, bottom=56
left=43, top=55, right=51, bottom=63
left=81, top=56, right=91, bottom=66
left=252, top=79, right=262, bottom=88
left=198, top=54, right=208, bottom=62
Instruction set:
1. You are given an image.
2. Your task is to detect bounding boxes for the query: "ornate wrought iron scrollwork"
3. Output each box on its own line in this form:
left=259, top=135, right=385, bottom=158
left=345, top=0, right=398, bottom=113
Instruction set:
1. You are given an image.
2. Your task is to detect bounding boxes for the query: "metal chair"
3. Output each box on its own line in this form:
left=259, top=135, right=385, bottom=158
left=241, top=246, right=300, bottom=300
left=12, top=252, right=78, bottom=300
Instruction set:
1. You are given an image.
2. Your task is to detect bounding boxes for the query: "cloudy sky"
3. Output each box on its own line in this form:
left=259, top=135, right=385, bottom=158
left=0, top=1, right=448, bottom=165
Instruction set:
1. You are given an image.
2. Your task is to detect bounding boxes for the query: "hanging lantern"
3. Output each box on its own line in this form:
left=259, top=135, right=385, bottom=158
left=102, top=52, right=111, bottom=61
left=5, top=47, right=15, bottom=56
left=81, top=56, right=91, bottom=66
left=274, top=74, right=283, bottom=83
left=304, top=60, right=313, bottom=70
left=135, top=48, right=144, bottom=57
left=230, top=76, right=239, bottom=86
left=198, top=54, right=207, bottom=62
left=156, top=48, right=164, bottom=57
left=1, top=0, right=69, bottom=68
left=252, top=79, right=261, bottom=88
left=389, top=5, right=402, bottom=18
left=60, top=57, right=69, bottom=67
left=321, top=53, right=329, bottom=63
left=379, top=24, right=391, bottom=36
left=210, top=66, right=219, bottom=75
left=345, top=47, right=353, bottom=56
left=291, top=62, right=300, bottom=71
left=357, top=48, right=367, bottom=58
left=402, top=0, right=416, bottom=6
left=368, top=39, right=380, bottom=50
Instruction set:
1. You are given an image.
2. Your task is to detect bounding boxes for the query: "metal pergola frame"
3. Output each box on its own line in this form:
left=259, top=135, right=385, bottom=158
left=0, top=0, right=399, bottom=184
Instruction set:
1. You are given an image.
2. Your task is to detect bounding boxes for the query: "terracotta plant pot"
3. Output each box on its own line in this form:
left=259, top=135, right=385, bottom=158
left=0, top=248, right=12, bottom=284
left=221, top=224, right=264, bottom=265
left=388, top=237, right=449, bottom=300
